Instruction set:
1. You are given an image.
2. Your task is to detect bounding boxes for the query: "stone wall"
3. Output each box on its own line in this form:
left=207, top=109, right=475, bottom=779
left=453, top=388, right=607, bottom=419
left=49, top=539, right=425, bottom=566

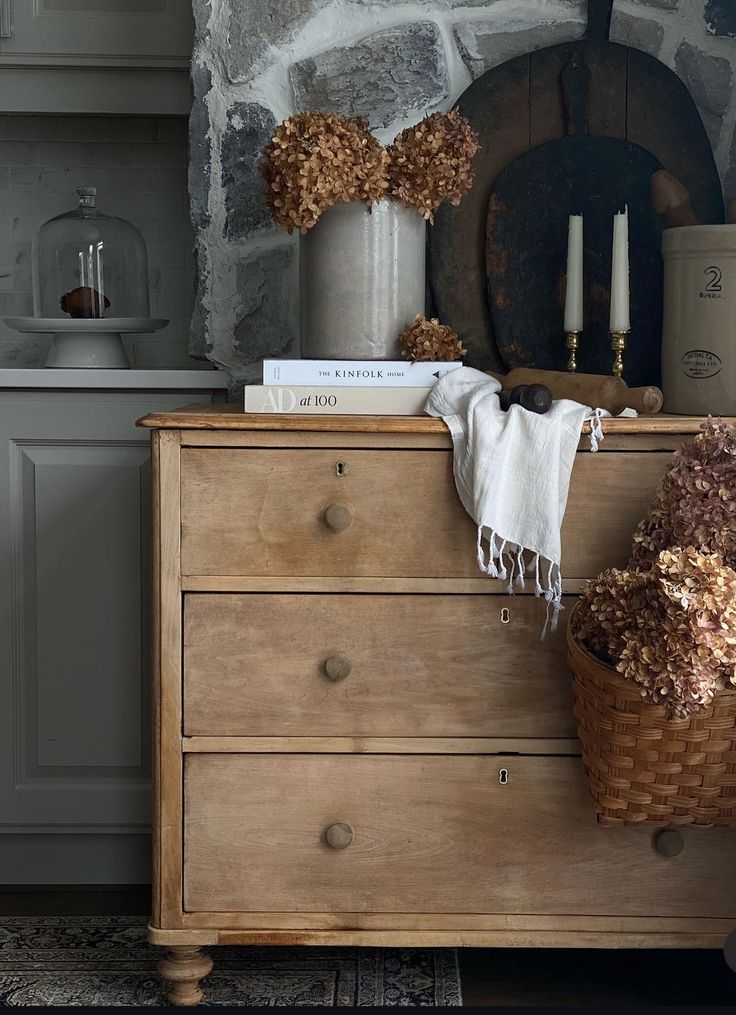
left=190, top=0, right=736, bottom=384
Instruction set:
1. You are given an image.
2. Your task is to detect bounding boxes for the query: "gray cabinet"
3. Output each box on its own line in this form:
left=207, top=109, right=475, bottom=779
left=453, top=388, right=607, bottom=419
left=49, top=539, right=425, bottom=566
left=0, top=0, right=193, bottom=114
left=0, top=378, right=225, bottom=883
left=0, top=0, right=193, bottom=64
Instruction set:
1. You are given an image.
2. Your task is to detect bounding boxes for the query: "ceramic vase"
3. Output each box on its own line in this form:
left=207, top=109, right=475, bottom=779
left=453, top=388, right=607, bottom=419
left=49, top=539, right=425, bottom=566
left=661, top=224, right=736, bottom=414
left=299, top=198, right=426, bottom=359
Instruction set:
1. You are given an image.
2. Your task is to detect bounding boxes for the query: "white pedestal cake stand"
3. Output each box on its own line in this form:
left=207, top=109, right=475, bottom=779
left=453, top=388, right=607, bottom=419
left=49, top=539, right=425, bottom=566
left=3, top=318, right=169, bottom=368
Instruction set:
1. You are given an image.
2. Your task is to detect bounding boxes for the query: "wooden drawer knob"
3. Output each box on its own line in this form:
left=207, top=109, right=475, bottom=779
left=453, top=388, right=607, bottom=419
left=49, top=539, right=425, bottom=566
left=324, top=503, right=353, bottom=532
left=324, top=822, right=354, bottom=850
left=654, top=829, right=684, bottom=857
left=323, top=654, right=352, bottom=682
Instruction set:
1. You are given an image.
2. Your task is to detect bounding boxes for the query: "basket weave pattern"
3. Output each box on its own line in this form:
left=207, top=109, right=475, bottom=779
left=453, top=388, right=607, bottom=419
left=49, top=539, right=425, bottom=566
left=567, top=614, right=736, bottom=827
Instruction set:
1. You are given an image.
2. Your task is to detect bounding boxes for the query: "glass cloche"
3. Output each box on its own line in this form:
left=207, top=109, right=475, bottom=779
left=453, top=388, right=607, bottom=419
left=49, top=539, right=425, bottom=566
left=2, top=187, right=167, bottom=368
left=33, top=186, right=150, bottom=320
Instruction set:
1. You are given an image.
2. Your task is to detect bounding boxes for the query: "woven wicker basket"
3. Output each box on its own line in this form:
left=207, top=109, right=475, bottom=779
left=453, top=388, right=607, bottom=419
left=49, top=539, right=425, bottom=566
left=567, top=605, right=736, bottom=827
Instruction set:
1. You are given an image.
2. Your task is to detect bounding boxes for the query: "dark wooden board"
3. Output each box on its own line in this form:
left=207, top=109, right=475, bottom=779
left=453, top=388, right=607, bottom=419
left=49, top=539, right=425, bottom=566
left=530, top=41, right=627, bottom=145
left=487, top=50, right=665, bottom=386
left=426, top=57, right=531, bottom=372
left=428, top=27, right=724, bottom=374
left=487, top=133, right=662, bottom=384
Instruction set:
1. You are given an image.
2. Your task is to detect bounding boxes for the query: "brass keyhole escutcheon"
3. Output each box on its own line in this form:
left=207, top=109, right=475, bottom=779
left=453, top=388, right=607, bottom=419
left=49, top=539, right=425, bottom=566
left=500, top=608, right=510, bottom=625
left=499, top=768, right=509, bottom=785
left=335, top=462, right=346, bottom=477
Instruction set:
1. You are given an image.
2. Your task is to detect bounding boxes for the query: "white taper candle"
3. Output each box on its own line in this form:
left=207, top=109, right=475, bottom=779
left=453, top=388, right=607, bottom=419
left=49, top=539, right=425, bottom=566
left=609, top=206, right=630, bottom=332
left=563, top=214, right=583, bottom=332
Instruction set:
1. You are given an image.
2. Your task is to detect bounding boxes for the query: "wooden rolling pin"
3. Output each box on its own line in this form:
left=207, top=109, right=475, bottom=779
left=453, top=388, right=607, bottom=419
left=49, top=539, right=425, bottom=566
left=651, top=169, right=699, bottom=227
left=488, top=368, right=663, bottom=415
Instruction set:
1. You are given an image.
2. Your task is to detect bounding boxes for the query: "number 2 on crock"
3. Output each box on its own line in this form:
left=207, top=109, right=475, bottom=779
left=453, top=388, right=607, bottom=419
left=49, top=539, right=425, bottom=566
left=704, top=265, right=723, bottom=293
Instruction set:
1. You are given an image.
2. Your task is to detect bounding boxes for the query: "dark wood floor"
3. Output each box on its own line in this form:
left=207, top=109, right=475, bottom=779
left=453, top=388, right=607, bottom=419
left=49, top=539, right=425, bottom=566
left=459, top=947, right=736, bottom=1007
left=1, top=888, right=735, bottom=1007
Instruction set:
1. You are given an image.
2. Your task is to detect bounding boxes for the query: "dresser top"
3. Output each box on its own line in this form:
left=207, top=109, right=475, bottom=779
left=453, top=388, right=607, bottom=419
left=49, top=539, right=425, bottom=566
left=136, top=402, right=730, bottom=435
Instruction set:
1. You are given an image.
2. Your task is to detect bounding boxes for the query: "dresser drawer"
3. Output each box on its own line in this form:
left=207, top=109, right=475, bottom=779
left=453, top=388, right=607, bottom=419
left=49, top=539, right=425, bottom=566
left=180, top=448, right=670, bottom=579
left=183, top=593, right=575, bottom=738
left=184, top=754, right=736, bottom=917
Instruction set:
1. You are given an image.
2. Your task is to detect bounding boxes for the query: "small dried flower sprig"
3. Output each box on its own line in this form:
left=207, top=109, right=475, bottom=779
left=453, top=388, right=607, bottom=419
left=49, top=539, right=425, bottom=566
left=631, top=418, right=736, bottom=569
left=258, top=111, right=389, bottom=234
left=387, top=108, right=480, bottom=221
left=574, top=546, right=736, bottom=718
left=398, top=314, right=466, bottom=362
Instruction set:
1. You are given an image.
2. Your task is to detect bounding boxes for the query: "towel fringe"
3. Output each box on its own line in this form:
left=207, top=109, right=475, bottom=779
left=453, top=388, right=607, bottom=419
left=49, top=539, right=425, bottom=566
left=589, top=408, right=605, bottom=453
left=515, top=546, right=525, bottom=590
left=497, top=538, right=508, bottom=581
left=533, top=552, right=543, bottom=596
left=476, top=527, right=485, bottom=571
left=506, top=546, right=516, bottom=594
left=477, top=528, right=562, bottom=632
left=486, top=532, right=499, bottom=578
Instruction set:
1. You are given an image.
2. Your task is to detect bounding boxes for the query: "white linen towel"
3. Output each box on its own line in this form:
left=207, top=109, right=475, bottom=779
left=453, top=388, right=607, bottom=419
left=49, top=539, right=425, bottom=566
left=425, top=366, right=594, bottom=632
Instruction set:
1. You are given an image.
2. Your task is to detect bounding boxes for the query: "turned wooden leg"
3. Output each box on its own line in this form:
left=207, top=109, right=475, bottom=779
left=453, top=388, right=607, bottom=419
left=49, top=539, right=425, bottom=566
left=158, top=946, right=213, bottom=1006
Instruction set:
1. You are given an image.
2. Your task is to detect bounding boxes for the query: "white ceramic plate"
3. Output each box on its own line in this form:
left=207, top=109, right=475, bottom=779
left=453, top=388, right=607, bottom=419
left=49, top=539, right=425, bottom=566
left=3, top=317, right=168, bottom=333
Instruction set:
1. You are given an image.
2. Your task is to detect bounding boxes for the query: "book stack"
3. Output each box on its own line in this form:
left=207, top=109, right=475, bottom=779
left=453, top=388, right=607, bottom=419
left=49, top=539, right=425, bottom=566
left=244, top=359, right=463, bottom=415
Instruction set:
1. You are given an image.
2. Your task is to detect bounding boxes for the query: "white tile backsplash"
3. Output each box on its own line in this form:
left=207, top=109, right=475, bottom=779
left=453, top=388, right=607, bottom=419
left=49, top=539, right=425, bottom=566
left=0, top=337, right=48, bottom=365
left=7, top=116, right=63, bottom=141
left=107, top=168, right=160, bottom=193
left=0, top=292, right=33, bottom=315
left=160, top=267, right=194, bottom=294
left=9, top=166, right=109, bottom=192
left=56, top=117, right=109, bottom=142
left=134, top=142, right=187, bottom=168
left=0, top=114, right=194, bottom=369
left=147, top=243, right=187, bottom=268
left=0, top=142, right=35, bottom=165
left=106, top=117, right=159, bottom=143
left=134, top=190, right=187, bottom=220
left=33, top=140, right=134, bottom=167
left=0, top=243, right=32, bottom=292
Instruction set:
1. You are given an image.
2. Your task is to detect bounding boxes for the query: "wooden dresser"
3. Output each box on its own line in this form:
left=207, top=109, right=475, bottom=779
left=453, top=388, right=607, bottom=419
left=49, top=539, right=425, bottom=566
left=138, top=407, right=736, bottom=1006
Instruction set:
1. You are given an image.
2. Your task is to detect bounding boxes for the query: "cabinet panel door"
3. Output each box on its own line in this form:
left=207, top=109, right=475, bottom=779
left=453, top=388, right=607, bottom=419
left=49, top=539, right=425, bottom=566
left=0, top=391, right=195, bottom=841
left=0, top=0, right=193, bottom=64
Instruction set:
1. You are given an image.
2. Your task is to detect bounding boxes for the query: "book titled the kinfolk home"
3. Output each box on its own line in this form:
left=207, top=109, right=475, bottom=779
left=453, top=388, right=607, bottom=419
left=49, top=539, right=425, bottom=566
left=262, top=359, right=463, bottom=387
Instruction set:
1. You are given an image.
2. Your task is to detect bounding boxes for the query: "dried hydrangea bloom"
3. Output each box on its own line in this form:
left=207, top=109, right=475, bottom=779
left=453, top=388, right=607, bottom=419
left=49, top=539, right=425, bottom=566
left=574, top=547, right=736, bottom=718
left=387, top=109, right=480, bottom=222
left=631, top=418, right=736, bottom=569
left=574, top=566, right=651, bottom=670
left=259, top=112, right=389, bottom=234
left=398, top=314, right=466, bottom=362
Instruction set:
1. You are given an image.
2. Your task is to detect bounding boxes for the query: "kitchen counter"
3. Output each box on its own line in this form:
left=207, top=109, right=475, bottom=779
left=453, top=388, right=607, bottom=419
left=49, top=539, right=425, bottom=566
left=0, top=369, right=229, bottom=391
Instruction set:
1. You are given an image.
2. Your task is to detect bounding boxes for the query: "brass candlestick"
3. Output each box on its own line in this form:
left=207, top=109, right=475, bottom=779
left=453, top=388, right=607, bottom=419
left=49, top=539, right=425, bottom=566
left=610, top=329, right=630, bottom=378
left=565, top=330, right=581, bottom=372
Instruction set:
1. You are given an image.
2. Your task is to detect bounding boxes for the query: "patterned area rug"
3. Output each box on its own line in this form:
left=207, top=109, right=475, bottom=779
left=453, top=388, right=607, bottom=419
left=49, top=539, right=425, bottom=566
left=0, top=916, right=462, bottom=1006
